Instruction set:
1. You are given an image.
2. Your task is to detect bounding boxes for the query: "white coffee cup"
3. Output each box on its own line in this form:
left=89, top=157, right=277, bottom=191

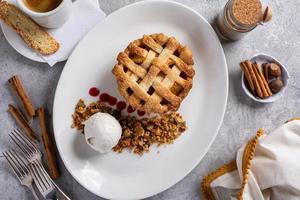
left=16, top=0, right=72, bottom=29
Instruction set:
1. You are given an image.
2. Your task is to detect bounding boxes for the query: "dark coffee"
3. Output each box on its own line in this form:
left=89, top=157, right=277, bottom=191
left=23, top=0, right=63, bottom=13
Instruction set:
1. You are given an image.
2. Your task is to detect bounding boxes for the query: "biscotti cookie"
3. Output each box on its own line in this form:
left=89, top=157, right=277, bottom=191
left=0, top=2, right=59, bottom=55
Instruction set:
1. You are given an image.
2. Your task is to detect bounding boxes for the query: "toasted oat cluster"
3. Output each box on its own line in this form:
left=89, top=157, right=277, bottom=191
left=113, top=111, right=187, bottom=155
left=72, top=99, right=187, bottom=155
left=72, top=99, right=118, bottom=132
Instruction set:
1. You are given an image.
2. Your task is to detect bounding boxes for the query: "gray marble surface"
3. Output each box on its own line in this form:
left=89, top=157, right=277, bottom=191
left=0, top=0, right=300, bottom=199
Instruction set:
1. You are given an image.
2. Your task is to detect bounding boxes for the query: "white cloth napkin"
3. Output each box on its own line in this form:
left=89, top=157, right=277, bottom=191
left=42, top=0, right=106, bottom=66
left=209, top=120, right=300, bottom=200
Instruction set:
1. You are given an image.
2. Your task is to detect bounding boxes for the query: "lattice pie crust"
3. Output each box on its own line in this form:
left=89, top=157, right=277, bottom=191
left=112, top=33, right=195, bottom=113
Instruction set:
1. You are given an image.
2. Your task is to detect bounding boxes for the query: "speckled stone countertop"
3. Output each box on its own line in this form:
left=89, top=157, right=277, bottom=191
left=0, top=0, right=299, bottom=199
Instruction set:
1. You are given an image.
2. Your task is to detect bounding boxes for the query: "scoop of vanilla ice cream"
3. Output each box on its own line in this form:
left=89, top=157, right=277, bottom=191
left=84, top=112, right=122, bottom=153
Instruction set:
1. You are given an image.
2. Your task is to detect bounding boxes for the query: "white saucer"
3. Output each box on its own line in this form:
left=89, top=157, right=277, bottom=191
left=0, top=0, right=102, bottom=63
left=0, top=21, right=47, bottom=62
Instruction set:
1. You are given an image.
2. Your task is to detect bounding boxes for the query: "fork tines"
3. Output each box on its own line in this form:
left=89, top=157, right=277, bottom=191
left=3, top=149, right=29, bottom=179
left=29, top=162, right=53, bottom=195
left=9, top=128, right=41, bottom=161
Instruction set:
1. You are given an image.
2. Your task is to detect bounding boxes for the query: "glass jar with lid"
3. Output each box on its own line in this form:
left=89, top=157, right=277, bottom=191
left=216, top=0, right=271, bottom=41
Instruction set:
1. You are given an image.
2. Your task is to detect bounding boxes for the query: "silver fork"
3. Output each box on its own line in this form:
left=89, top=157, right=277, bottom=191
left=29, top=162, right=58, bottom=200
left=3, top=149, right=40, bottom=200
left=10, top=128, right=71, bottom=200
left=9, top=128, right=42, bottom=163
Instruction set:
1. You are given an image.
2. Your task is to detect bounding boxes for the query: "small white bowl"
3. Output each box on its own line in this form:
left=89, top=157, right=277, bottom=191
left=241, top=53, right=290, bottom=103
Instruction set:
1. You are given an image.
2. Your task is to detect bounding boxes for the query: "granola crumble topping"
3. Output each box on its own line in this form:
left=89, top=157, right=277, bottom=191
left=72, top=99, right=187, bottom=155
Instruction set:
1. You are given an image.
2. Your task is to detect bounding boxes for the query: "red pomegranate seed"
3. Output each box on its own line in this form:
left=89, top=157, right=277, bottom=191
left=116, top=101, right=127, bottom=110
left=108, top=96, right=117, bottom=106
left=89, top=87, right=100, bottom=97
left=99, top=93, right=110, bottom=102
left=127, top=105, right=136, bottom=113
left=137, top=110, right=145, bottom=116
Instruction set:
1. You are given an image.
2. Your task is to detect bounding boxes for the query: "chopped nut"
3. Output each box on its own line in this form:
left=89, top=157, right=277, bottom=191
left=72, top=99, right=188, bottom=155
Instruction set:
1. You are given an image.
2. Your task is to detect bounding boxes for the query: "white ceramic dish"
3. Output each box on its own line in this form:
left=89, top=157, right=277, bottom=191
left=16, top=0, right=72, bottom=29
left=53, top=1, right=228, bottom=199
left=241, top=53, right=289, bottom=103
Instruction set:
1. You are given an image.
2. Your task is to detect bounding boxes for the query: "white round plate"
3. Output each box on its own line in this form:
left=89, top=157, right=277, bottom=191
left=53, top=1, right=228, bottom=199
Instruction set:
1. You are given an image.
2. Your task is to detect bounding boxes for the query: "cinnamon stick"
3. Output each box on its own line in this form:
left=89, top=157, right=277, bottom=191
left=263, top=63, right=270, bottom=81
left=252, top=63, right=269, bottom=98
left=8, top=75, right=35, bottom=118
left=253, top=63, right=272, bottom=96
left=240, top=62, right=255, bottom=93
left=244, top=60, right=263, bottom=98
left=8, top=104, right=38, bottom=143
left=37, top=107, right=60, bottom=179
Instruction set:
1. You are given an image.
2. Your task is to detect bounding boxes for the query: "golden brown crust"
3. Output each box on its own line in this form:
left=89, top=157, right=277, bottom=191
left=0, top=2, right=59, bottom=55
left=112, top=33, right=195, bottom=114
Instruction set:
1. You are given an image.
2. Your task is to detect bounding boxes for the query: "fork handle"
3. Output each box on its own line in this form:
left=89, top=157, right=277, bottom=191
left=28, top=185, right=40, bottom=200
left=52, top=181, right=71, bottom=200
left=36, top=161, right=71, bottom=200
